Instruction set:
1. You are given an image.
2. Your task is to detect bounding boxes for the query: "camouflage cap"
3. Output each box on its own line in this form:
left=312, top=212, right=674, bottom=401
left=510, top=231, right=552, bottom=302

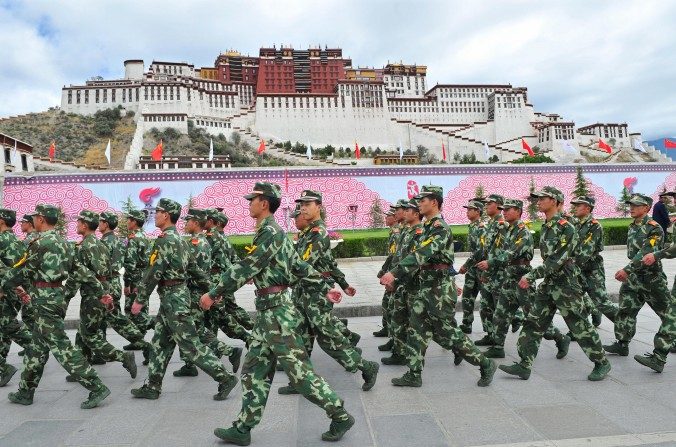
left=384, top=209, right=395, bottom=216
left=0, top=208, right=16, bottom=222
left=77, top=210, right=100, bottom=225
left=531, top=186, right=564, bottom=203
left=571, top=195, right=596, bottom=207
left=462, top=199, right=484, bottom=211
left=295, top=189, right=322, bottom=203
left=625, top=193, right=653, bottom=207
left=124, top=209, right=147, bottom=223
left=502, top=198, right=524, bottom=210
left=414, top=185, right=443, bottom=200
left=183, top=208, right=207, bottom=223
left=393, top=199, right=409, bottom=209
left=20, top=214, right=33, bottom=224
left=31, top=204, right=60, bottom=220
left=155, top=198, right=182, bottom=214
left=485, top=194, right=504, bottom=205
left=290, top=204, right=302, bottom=218
left=99, top=211, right=118, bottom=227
left=403, top=199, right=420, bottom=210
left=244, top=182, right=282, bottom=200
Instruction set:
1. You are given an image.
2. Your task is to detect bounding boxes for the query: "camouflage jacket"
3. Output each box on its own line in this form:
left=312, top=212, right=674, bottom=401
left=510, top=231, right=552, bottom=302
left=525, top=212, right=578, bottom=282
left=488, top=220, right=534, bottom=279
left=573, top=215, right=604, bottom=272
left=378, top=223, right=402, bottom=277
left=655, top=241, right=676, bottom=261
left=209, top=215, right=329, bottom=311
left=64, top=233, right=111, bottom=300
left=100, top=231, right=124, bottom=280
left=478, top=214, right=509, bottom=262
left=183, top=232, right=211, bottom=289
left=624, top=215, right=664, bottom=275
left=461, top=219, right=486, bottom=270
left=390, top=214, right=455, bottom=282
left=22, top=231, right=39, bottom=248
left=398, top=222, right=425, bottom=289
left=136, top=225, right=209, bottom=307
left=296, top=219, right=349, bottom=290
left=0, top=230, right=24, bottom=274
left=123, top=229, right=150, bottom=286
left=2, top=229, right=104, bottom=301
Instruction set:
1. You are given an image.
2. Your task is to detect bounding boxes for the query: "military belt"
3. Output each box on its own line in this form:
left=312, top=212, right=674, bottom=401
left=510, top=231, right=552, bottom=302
left=96, top=275, right=110, bottom=282
left=159, top=279, right=184, bottom=287
left=564, top=259, right=576, bottom=266
left=508, top=259, right=531, bottom=266
left=420, top=263, right=451, bottom=271
left=255, top=285, right=289, bottom=297
left=33, top=281, right=63, bottom=288
left=319, top=272, right=332, bottom=278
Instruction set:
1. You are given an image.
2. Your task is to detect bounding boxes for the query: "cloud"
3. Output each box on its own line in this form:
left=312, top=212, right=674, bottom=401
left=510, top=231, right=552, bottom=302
left=1, top=0, right=674, bottom=138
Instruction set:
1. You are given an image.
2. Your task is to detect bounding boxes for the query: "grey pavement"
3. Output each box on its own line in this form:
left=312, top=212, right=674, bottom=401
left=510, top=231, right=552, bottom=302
left=1, top=309, right=675, bottom=447
left=62, top=246, right=676, bottom=328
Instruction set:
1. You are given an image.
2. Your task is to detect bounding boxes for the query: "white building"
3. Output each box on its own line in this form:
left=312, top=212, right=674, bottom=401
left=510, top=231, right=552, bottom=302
left=0, top=133, right=35, bottom=173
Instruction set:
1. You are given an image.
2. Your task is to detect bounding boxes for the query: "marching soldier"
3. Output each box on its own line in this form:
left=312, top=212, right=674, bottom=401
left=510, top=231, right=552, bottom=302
left=373, top=205, right=400, bottom=338
left=19, top=214, right=38, bottom=247
left=122, top=209, right=153, bottom=343
left=458, top=199, right=486, bottom=334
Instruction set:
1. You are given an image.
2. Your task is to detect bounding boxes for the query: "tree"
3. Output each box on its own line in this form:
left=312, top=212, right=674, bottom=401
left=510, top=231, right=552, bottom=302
left=369, top=198, right=385, bottom=228
left=616, top=186, right=631, bottom=217
left=474, top=183, right=485, bottom=200
left=55, top=206, right=67, bottom=238
left=527, top=177, right=539, bottom=222
left=117, top=196, right=136, bottom=239
left=572, top=166, right=593, bottom=199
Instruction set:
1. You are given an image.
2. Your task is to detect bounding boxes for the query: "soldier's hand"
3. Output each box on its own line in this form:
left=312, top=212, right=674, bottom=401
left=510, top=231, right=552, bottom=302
left=131, top=301, right=144, bottom=315
left=15, top=287, right=31, bottom=305
left=379, top=272, right=396, bottom=288
left=642, top=253, right=656, bottom=266
left=518, top=277, right=530, bottom=289
left=615, top=269, right=628, bottom=282
left=456, top=286, right=462, bottom=296
left=100, top=294, right=114, bottom=311
left=476, top=260, right=489, bottom=271
left=327, top=288, right=342, bottom=304
left=458, top=265, right=467, bottom=275
left=200, top=293, right=215, bottom=310
left=124, top=286, right=131, bottom=296
left=344, top=286, right=357, bottom=297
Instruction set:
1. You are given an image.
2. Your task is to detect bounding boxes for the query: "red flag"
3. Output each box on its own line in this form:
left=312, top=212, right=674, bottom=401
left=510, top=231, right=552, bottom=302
left=665, top=138, right=676, bottom=149
left=355, top=142, right=361, bottom=159
left=521, top=138, right=534, bottom=156
left=48, top=141, right=55, bottom=159
left=151, top=139, right=163, bottom=161
left=441, top=140, right=447, bottom=161
left=598, top=138, right=612, bottom=154
left=257, top=139, right=265, bottom=154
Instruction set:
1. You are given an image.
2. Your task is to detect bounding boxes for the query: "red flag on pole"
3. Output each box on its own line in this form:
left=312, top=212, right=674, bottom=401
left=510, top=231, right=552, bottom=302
left=598, top=138, right=612, bottom=154
left=48, top=141, right=55, bottom=160
left=665, top=138, right=676, bottom=149
left=151, top=139, right=163, bottom=161
left=354, top=141, right=361, bottom=159
left=257, top=139, right=266, bottom=154
left=521, top=138, right=534, bottom=156
left=441, top=140, right=447, bottom=161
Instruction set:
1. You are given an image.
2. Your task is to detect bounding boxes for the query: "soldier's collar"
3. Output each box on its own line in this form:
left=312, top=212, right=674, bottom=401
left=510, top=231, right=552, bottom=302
left=578, top=214, right=592, bottom=224
left=424, top=213, right=442, bottom=225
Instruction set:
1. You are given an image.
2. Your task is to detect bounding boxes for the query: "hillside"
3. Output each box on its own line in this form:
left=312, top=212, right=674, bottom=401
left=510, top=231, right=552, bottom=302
left=0, top=107, right=135, bottom=169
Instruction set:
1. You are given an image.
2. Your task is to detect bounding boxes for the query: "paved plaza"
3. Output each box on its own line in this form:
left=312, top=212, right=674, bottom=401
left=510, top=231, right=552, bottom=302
left=0, top=249, right=674, bottom=446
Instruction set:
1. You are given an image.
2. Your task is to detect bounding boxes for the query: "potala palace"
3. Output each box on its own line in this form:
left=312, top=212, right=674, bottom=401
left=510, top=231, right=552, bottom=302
left=59, top=45, right=664, bottom=168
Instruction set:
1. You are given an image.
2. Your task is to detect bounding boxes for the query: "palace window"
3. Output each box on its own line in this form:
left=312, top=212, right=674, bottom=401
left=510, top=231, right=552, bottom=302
left=67, top=91, right=72, bottom=104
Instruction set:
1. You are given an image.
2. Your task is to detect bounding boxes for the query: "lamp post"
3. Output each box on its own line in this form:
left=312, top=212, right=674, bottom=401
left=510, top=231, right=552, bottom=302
left=348, top=204, right=358, bottom=230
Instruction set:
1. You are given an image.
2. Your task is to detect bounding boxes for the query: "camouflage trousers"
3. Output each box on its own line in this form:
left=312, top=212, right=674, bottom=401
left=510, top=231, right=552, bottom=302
left=146, top=285, right=233, bottom=391
left=379, top=290, right=393, bottom=334
left=20, top=294, right=103, bottom=392
left=516, top=277, right=606, bottom=369
left=205, top=281, right=251, bottom=342
left=235, top=295, right=347, bottom=431
left=75, top=292, right=126, bottom=363
left=579, top=265, right=618, bottom=322
left=390, top=284, right=416, bottom=358
left=407, top=271, right=486, bottom=376
left=0, top=294, right=33, bottom=372
left=180, top=289, right=235, bottom=368
left=105, top=278, right=149, bottom=348
left=461, top=268, right=481, bottom=328
left=480, top=274, right=524, bottom=338
left=292, top=290, right=363, bottom=373
left=124, top=282, right=154, bottom=334
left=492, top=279, right=564, bottom=348
left=614, top=270, right=676, bottom=363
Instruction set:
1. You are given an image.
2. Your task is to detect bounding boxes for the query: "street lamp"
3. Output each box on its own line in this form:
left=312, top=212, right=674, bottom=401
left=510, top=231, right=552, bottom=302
left=348, top=204, right=358, bottom=230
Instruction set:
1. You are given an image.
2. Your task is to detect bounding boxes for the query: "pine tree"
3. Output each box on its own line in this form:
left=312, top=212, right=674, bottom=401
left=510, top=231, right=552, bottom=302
left=55, top=206, right=67, bottom=238
left=117, top=196, right=136, bottom=238
left=572, top=166, right=592, bottom=199
left=369, top=198, right=385, bottom=228
left=527, top=177, right=539, bottom=222
left=474, top=183, right=485, bottom=200
left=616, top=186, right=631, bottom=217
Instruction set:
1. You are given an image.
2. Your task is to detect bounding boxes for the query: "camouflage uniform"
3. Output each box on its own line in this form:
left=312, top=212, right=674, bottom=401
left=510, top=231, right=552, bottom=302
left=570, top=197, right=618, bottom=325
left=65, top=212, right=129, bottom=366
left=0, top=210, right=34, bottom=383
left=389, top=186, right=495, bottom=387
left=376, top=202, right=406, bottom=337
left=132, top=199, right=235, bottom=396
left=459, top=200, right=486, bottom=333
left=654, top=241, right=676, bottom=297
left=501, top=187, right=610, bottom=380
left=210, top=183, right=351, bottom=435
left=122, top=211, right=153, bottom=334
left=1, top=205, right=108, bottom=404
left=607, top=194, right=675, bottom=370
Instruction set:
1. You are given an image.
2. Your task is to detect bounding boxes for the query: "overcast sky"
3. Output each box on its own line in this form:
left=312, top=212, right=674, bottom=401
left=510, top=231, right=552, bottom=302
left=1, top=0, right=674, bottom=139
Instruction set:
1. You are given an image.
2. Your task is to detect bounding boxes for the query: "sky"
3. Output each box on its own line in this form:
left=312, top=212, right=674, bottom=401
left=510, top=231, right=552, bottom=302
left=1, top=0, right=674, bottom=139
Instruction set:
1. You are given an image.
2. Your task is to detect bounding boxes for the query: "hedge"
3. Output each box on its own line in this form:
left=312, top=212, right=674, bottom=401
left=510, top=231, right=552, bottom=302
left=229, top=218, right=632, bottom=259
